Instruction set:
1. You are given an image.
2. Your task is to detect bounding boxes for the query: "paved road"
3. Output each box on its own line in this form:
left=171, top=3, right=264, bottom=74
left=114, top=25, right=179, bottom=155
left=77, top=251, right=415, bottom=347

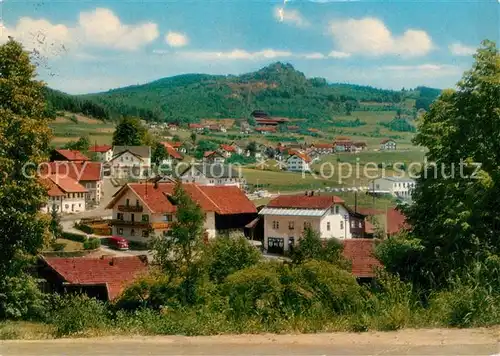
left=1, top=329, right=498, bottom=356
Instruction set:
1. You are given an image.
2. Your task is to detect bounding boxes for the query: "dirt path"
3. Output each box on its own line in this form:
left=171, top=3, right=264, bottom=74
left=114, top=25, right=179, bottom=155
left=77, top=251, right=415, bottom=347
left=2, top=328, right=499, bottom=356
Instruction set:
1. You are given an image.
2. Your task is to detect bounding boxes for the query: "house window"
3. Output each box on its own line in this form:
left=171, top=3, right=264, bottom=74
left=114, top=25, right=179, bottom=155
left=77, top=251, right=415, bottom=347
left=327, top=222, right=331, bottom=231
left=126, top=199, right=130, bottom=206
left=131, top=229, right=135, bottom=236
left=79, top=204, right=81, bottom=208
left=142, top=215, right=149, bottom=222
left=288, top=221, right=294, bottom=230
left=131, top=214, right=135, bottom=222
left=358, top=221, right=362, bottom=228
left=65, top=204, right=69, bottom=209
left=272, top=221, right=279, bottom=229
left=117, top=213, right=124, bottom=220
left=118, top=228, right=123, bottom=235
left=163, top=214, right=172, bottom=222
left=142, top=230, right=149, bottom=238
left=340, top=221, right=344, bottom=230
left=335, top=206, right=339, bottom=214
left=136, top=200, right=140, bottom=207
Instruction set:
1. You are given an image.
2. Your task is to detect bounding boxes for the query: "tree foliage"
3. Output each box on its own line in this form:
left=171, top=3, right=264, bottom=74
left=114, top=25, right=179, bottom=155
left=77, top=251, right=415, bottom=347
left=378, top=40, right=500, bottom=289
left=0, top=39, right=51, bottom=278
left=112, top=117, right=148, bottom=146
left=62, top=136, right=90, bottom=152
left=150, top=181, right=206, bottom=304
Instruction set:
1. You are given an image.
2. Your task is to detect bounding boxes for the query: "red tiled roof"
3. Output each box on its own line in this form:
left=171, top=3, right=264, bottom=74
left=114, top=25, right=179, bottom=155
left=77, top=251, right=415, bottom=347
left=255, top=118, right=279, bottom=125
left=42, top=256, right=148, bottom=300
left=204, top=151, right=215, bottom=158
left=365, top=220, right=375, bottom=234
left=312, top=143, right=334, bottom=149
left=255, top=126, right=277, bottom=132
left=200, top=186, right=257, bottom=214
left=189, top=123, right=204, bottom=129
left=169, top=141, right=183, bottom=148
left=40, top=177, right=65, bottom=197
left=342, top=239, right=382, bottom=278
left=270, top=117, right=290, bottom=122
left=381, top=139, right=395, bottom=144
left=160, top=142, right=183, bottom=160
left=267, top=194, right=344, bottom=209
left=386, top=208, right=409, bottom=235
left=220, top=144, right=236, bottom=152
left=107, top=183, right=256, bottom=215
left=288, top=151, right=312, bottom=163
left=46, top=175, right=88, bottom=193
left=55, top=149, right=89, bottom=162
left=43, top=162, right=102, bottom=182
left=356, top=208, right=384, bottom=216
left=88, top=144, right=112, bottom=153
left=353, top=142, right=367, bottom=147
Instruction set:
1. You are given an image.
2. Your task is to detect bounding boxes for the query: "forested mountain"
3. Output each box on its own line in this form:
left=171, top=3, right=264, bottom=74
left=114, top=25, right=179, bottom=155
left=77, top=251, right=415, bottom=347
left=45, top=62, right=441, bottom=123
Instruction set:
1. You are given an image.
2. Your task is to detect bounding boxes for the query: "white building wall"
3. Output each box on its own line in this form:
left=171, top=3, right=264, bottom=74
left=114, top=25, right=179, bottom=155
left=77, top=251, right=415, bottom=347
left=287, top=156, right=311, bottom=172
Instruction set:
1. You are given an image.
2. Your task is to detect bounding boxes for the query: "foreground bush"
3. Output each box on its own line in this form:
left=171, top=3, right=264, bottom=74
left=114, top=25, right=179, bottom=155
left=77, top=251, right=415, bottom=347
left=0, top=275, right=48, bottom=321
left=50, top=295, right=110, bottom=336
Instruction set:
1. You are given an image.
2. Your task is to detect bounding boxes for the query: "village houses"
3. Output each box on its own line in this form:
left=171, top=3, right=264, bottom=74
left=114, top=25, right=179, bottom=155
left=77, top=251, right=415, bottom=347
left=258, top=192, right=367, bottom=254
left=105, top=146, right=151, bottom=179
left=40, top=175, right=87, bottom=214
left=286, top=151, right=312, bottom=172
left=179, top=163, right=245, bottom=188
left=106, top=182, right=257, bottom=241
left=380, top=139, right=397, bottom=151
left=203, top=150, right=225, bottom=164
left=88, top=144, right=113, bottom=162
left=369, top=177, right=416, bottom=200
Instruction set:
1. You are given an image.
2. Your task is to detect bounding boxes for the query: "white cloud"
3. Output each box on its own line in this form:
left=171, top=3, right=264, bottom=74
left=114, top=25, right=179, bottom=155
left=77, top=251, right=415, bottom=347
left=328, top=50, right=351, bottom=58
left=1, top=8, right=159, bottom=57
left=77, top=8, right=158, bottom=51
left=173, top=48, right=293, bottom=61
left=449, top=42, right=476, bottom=56
left=274, top=7, right=309, bottom=27
left=165, top=31, right=188, bottom=47
left=302, top=52, right=326, bottom=59
left=381, top=64, right=462, bottom=78
left=0, top=18, right=72, bottom=57
left=329, top=17, right=434, bottom=57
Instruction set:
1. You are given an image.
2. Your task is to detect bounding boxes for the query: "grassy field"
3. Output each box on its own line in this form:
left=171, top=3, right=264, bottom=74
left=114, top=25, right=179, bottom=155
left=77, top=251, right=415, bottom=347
left=50, top=113, right=115, bottom=147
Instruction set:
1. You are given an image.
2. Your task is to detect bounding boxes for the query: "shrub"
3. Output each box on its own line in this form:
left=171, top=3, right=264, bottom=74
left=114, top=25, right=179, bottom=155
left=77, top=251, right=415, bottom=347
left=83, top=237, right=101, bottom=250
left=51, top=242, right=66, bottom=251
left=0, top=275, right=48, bottom=321
left=204, top=235, right=261, bottom=283
left=50, top=295, right=110, bottom=336
left=282, top=260, right=362, bottom=316
left=223, top=262, right=283, bottom=319
left=75, top=223, right=93, bottom=234
left=62, top=231, right=87, bottom=243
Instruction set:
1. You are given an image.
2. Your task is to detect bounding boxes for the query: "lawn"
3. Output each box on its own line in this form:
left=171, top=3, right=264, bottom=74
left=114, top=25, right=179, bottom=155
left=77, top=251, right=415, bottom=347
left=46, top=238, right=84, bottom=252
left=49, top=113, right=115, bottom=147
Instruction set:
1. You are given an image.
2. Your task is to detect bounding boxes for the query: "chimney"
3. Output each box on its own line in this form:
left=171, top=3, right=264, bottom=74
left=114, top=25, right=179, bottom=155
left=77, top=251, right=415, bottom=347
left=109, top=258, right=115, bottom=266
left=304, top=191, right=308, bottom=196
left=310, top=191, right=314, bottom=197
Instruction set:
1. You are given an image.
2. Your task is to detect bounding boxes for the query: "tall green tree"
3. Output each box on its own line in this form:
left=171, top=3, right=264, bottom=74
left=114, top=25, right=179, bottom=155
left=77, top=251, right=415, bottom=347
left=378, top=40, right=500, bottom=289
left=151, top=142, right=168, bottom=165
left=150, top=181, right=206, bottom=304
left=0, top=39, right=51, bottom=278
left=112, top=117, right=147, bottom=146
left=62, top=136, right=90, bottom=152
left=49, top=206, right=63, bottom=241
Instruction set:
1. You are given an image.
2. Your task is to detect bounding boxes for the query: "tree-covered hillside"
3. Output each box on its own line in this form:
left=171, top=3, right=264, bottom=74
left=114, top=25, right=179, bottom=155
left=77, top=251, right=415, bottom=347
left=46, top=62, right=441, bottom=123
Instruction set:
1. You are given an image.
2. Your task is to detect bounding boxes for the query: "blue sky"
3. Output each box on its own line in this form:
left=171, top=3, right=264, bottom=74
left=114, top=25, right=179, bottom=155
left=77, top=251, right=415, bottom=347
left=1, top=0, right=498, bottom=94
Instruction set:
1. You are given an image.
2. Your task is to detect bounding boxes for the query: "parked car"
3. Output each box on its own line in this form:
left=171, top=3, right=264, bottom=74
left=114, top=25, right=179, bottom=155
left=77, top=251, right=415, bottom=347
left=108, top=236, right=129, bottom=250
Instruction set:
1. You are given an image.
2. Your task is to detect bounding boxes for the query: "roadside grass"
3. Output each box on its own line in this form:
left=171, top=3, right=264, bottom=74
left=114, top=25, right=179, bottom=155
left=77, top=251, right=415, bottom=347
left=0, top=321, right=55, bottom=340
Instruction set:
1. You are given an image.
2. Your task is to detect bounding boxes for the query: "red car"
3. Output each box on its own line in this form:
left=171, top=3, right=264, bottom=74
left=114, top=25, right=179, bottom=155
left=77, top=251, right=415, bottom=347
left=108, top=236, right=129, bottom=251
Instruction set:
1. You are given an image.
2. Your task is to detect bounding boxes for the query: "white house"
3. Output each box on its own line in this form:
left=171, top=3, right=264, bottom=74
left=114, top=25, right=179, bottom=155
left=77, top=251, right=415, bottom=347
left=88, top=144, right=113, bottom=162
left=203, top=151, right=225, bottom=164
left=380, top=139, right=397, bottom=151
left=259, top=192, right=367, bottom=254
left=44, top=162, right=103, bottom=206
left=106, top=182, right=256, bottom=242
left=106, top=146, right=151, bottom=179
left=369, top=177, right=416, bottom=200
left=40, top=175, right=87, bottom=214
left=179, top=163, right=245, bottom=188
left=286, top=151, right=312, bottom=172
left=309, top=143, right=334, bottom=155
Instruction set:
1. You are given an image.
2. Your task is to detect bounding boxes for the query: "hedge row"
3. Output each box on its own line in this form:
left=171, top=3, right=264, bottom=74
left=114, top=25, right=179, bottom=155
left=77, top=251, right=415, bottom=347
left=61, top=232, right=88, bottom=243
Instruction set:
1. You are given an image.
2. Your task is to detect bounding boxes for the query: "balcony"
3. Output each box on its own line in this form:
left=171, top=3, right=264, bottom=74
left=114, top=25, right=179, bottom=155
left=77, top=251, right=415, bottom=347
left=110, top=219, right=150, bottom=227
left=117, top=204, right=144, bottom=212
